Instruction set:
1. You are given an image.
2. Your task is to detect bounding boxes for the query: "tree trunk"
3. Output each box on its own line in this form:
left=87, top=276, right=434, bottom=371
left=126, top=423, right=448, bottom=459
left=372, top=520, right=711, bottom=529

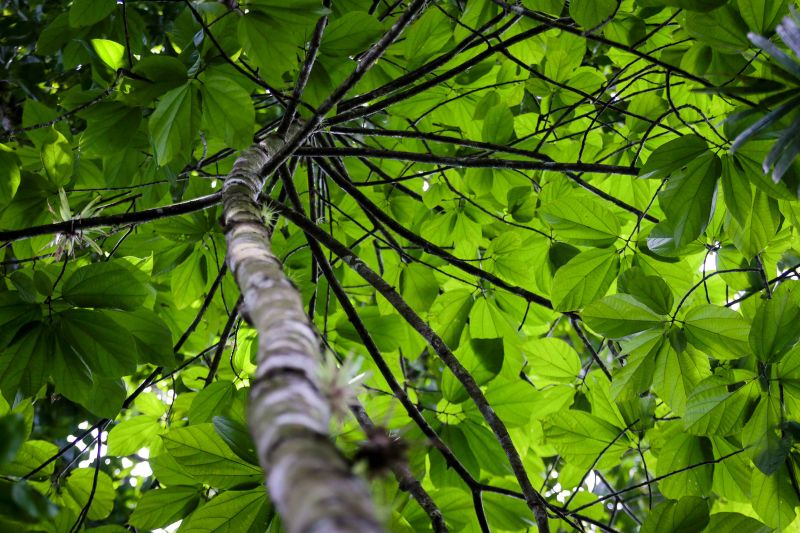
left=222, top=139, right=383, bottom=533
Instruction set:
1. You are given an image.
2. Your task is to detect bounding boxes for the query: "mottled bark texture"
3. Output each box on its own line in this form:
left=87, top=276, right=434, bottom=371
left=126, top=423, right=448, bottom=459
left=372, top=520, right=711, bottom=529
left=222, top=139, right=383, bottom=533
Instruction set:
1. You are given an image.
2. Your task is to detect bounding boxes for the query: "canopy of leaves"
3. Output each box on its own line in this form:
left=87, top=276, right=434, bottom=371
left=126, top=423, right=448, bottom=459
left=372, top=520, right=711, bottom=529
left=2, top=0, right=800, bottom=531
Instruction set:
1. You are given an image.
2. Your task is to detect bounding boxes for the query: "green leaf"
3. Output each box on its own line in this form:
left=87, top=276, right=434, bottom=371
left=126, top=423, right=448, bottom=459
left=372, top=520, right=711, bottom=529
left=91, top=39, right=126, bottom=71
left=684, top=5, right=751, bottom=51
left=639, top=135, right=709, bottom=180
left=0, top=440, right=58, bottom=479
left=657, top=434, right=714, bottom=499
left=106, top=309, right=175, bottom=367
left=63, top=468, right=115, bottom=520
left=200, top=75, right=255, bottom=150
left=7, top=480, right=58, bottom=522
left=107, top=416, right=162, bottom=456
left=743, top=393, right=788, bottom=475
left=430, top=290, right=474, bottom=349
left=569, top=0, right=616, bottom=28
left=69, top=0, right=116, bottom=28
left=321, top=12, right=383, bottom=57
left=683, top=305, right=751, bottom=360
left=62, top=262, right=148, bottom=310
left=737, top=0, right=789, bottom=33
left=161, top=424, right=262, bottom=488
left=647, top=153, right=721, bottom=255
left=539, top=197, right=620, bottom=247
left=213, top=416, right=258, bottom=466
left=0, top=150, right=21, bottom=210
left=611, top=330, right=663, bottom=401
left=70, top=377, right=127, bottom=419
left=179, top=488, right=271, bottom=533
left=522, top=337, right=581, bottom=385
left=483, top=379, right=538, bottom=427
left=190, top=382, right=235, bottom=424
left=237, top=14, right=298, bottom=83
left=653, top=343, right=712, bottom=416
left=749, top=284, right=800, bottom=362
left=751, top=465, right=799, bottom=529
left=543, top=410, right=629, bottom=469
left=617, top=267, right=674, bottom=315
left=40, top=129, right=73, bottom=186
left=0, top=324, right=48, bottom=401
left=399, top=263, right=438, bottom=312
left=728, top=189, right=780, bottom=260
left=551, top=247, right=620, bottom=311
left=58, top=309, right=138, bottom=377
left=171, top=251, right=206, bottom=309
left=129, top=487, right=201, bottom=530
left=582, top=294, right=665, bottom=338
left=705, top=513, right=771, bottom=533
left=482, top=104, right=515, bottom=145
left=641, top=496, right=709, bottom=533
left=148, top=83, right=199, bottom=166
left=79, top=103, right=142, bottom=155
left=683, top=376, right=751, bottom=436
left=0, top=415, right=25, bottom=465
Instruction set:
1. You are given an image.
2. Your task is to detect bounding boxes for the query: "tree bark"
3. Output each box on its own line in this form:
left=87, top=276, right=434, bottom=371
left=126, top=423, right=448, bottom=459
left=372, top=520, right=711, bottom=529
left=222, top=139, right=383, bottom=533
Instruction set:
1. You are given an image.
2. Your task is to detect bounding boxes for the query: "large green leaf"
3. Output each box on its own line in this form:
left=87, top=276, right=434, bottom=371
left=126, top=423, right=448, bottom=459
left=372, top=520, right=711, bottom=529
left=543, top=411, right=630, bottom=469
left=200, top=75, right=255, bottom=150
left=40, top=129, right=73, bottom=186
left=321, top=12, right=384, bottom=57
left=68, top=0, right=116, bottom=28
left=683, top=376, right=752, bottom=436
left=148, top=83, right=199, bottom=166
left=63, top=468, right=115, bottom=521
left=161, top=424, right=262, bottom=489
left=647, top=153, right=721, bottom=255
left=551, top=247, right=620, bottom=311
left=582, top=294, right=665, bottom=338
left=751, top=465, right=799, bottom=529
left=522, top=337, right=581, bottom=385
left=683, top=305, right=751, bottom=360
left=569, top=0, right=616, bottom=28
left=107, top=416, right=162, bottom=457
left=178, top=488, right=271, bottom=533
left=639, top=135, right=709, bottom=180
left=539, top=197, right=621, bottom=247
left=641, top=497, right=709, bottom=533
left=129, top=486, right=201, bottom=530
left=57, top=310, right=138, bottom=377
left=749, top=284, right=800, bottom=362
left=61, top=262, right=147, bottom=310
left=657, top=434, right=714, bottom=499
